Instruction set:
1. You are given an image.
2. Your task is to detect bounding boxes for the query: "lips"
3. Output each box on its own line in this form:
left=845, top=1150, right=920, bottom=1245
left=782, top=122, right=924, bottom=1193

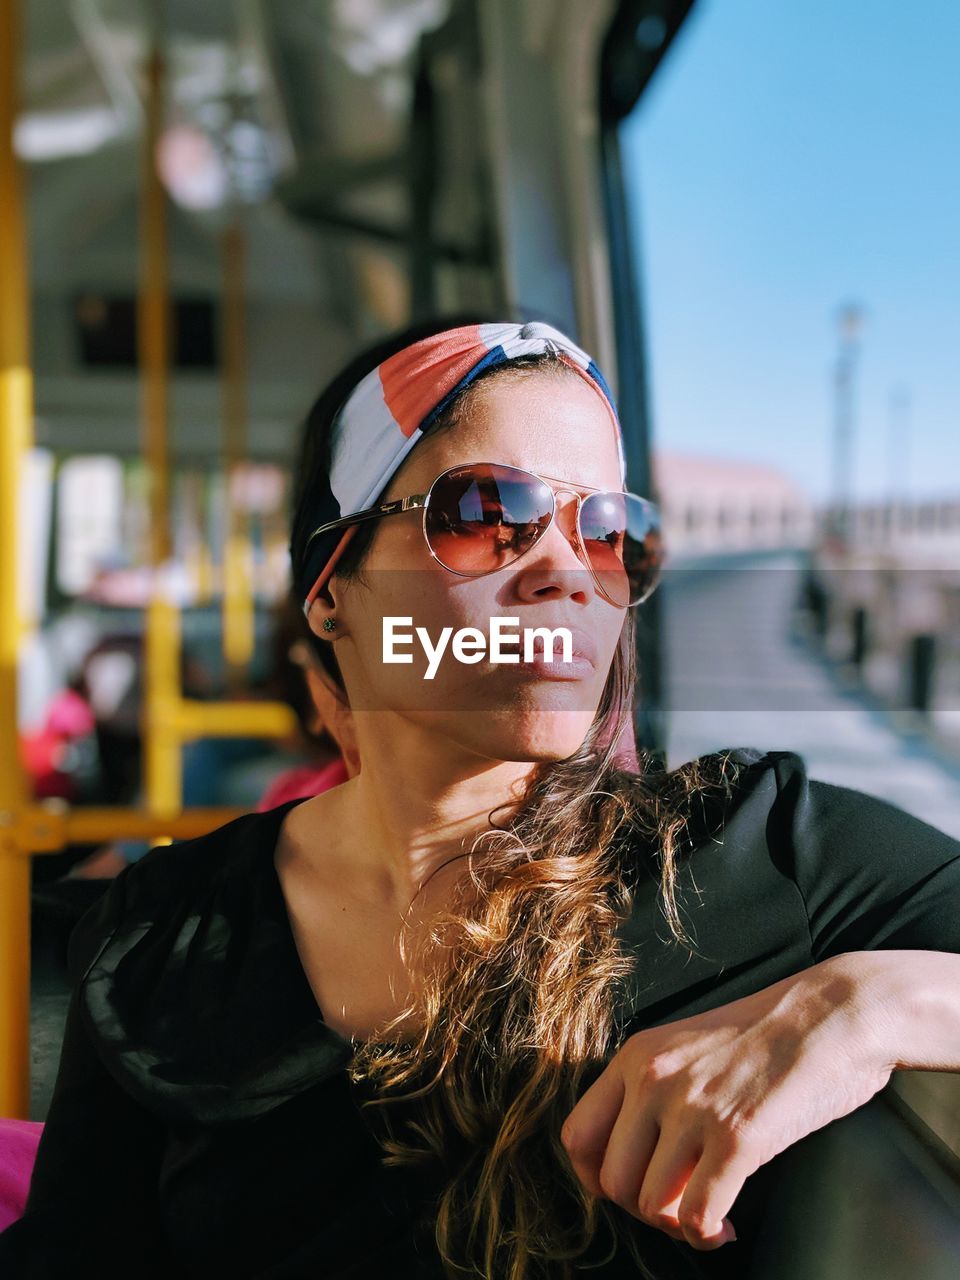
left=520, top=625, right=598, bottom=670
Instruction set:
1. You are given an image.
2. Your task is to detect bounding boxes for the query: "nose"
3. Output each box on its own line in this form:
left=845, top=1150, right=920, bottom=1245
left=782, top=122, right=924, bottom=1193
left=513, top=491, right=595, bottom=602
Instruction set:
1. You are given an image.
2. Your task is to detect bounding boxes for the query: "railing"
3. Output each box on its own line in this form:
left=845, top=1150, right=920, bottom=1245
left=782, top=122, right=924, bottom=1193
left=739, top=1080, right=960, bottom=1279
left=803, top=552, right=960, bottom=729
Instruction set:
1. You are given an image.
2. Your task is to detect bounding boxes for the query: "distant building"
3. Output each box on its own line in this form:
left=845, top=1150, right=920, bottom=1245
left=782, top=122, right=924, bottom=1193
left=650, top=449, right=815, bottom=557
left=844, top=498, right=960, bottom=566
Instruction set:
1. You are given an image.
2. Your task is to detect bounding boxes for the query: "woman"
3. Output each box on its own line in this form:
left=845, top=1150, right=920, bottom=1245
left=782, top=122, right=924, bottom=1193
left=3, top=316, right=960, bottom=1280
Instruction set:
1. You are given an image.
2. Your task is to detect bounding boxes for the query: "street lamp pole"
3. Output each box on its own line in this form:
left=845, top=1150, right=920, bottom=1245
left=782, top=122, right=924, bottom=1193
left=829, top=302, right=864, bottom=549
left=886, top=385, right=911, bottom=505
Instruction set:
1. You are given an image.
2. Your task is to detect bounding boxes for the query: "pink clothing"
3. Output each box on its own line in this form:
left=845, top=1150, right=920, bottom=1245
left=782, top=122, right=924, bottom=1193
left=45, top=689, right=96, bottom=739
left=256, top=757, right=349, bottom=812
left=20, top=688, right=98, bottom=801
left=0, top=1119, right=44, bottom=1231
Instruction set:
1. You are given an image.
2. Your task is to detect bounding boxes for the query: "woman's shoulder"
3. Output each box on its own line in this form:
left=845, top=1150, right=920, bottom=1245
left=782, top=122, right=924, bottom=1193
left=67, top=804, right=291, bottom=985
left=630, top=743, right=801, bottom=847
left=665, top=743, right=960, bottom=959
left=675, top=743, right=805, bottom=788
left=619, top=744, right=960, bottom=1032
left=65, top=798, right=351, bottom=1127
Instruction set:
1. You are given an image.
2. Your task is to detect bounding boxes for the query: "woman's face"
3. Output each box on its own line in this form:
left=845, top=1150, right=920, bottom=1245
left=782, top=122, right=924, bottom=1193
left=310, top=368, right=629, bottom=763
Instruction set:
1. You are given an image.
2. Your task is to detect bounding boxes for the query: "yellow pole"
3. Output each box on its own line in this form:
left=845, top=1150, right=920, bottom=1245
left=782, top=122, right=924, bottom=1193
left=138, top=36, right=182, bottom=820
left=184, top=472, right=214, bottom=603
left=221, top=219, right=255, bottom=683
left=140, top=44, right=171, bottom=572
left=0, top=0, right=35, bottom=1119
left=18, top=804, right=249, bottom=851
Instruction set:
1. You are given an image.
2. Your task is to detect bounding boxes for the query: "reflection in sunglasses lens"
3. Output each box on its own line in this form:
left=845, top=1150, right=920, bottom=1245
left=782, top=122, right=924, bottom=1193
left=580, top=492, right=663, bottom=606
left=425, top=465, right=553, bottom=574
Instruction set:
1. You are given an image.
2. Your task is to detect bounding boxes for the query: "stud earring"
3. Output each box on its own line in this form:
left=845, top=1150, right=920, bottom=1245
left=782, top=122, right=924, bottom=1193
left=322, top=617, right=336, bottom=633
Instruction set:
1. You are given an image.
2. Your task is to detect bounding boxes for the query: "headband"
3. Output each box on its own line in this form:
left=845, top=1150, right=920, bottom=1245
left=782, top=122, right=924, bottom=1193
left=299, top=321, right=625, bottom=615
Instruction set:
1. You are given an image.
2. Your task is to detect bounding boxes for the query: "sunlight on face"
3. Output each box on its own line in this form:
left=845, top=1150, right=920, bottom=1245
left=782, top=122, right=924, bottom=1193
left=316, top=368, right=629, bottom=764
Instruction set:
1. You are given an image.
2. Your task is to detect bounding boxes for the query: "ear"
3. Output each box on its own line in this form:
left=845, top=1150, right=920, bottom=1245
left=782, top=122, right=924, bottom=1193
left=304, top=579, right=343, bottom=644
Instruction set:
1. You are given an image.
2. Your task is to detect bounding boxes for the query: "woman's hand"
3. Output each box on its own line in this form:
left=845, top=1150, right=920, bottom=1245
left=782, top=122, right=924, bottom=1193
left=559, top=954, right=895, bottom=1251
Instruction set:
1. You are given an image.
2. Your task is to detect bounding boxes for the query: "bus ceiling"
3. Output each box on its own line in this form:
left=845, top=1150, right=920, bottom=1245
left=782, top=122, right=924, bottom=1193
left=601, top=1, right=697, bottom=123
left=15, top=0, right=697, bottom=462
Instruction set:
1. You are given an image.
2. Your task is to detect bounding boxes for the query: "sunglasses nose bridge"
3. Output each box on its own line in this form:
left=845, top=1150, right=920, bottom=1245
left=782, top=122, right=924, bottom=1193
left=527, top=486, right=597, bottom=582
left=547, top=485, right=583, bottom=529
left=553, top=487, right=591, bottom=552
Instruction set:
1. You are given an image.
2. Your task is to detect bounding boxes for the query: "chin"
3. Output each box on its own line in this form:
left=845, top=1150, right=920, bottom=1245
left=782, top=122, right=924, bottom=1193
left=439, top=707, right=596, bottom=764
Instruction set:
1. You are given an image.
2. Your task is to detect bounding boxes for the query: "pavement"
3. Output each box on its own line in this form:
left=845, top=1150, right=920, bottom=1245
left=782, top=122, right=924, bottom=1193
left=663, top=550, right=960, bottom=841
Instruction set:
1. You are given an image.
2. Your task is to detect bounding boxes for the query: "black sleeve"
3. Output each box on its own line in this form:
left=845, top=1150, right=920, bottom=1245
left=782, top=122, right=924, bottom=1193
left=0, top=873, right=168, bottom=1276
left=770, top=751, right=960, bottom=960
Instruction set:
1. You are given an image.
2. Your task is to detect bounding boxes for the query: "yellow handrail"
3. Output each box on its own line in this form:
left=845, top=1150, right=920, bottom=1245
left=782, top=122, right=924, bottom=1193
left=0, top=0, right=37, bottom=1119
left=222, top=219, right=256, bottom=680
left=137, top=37, right=184, bottom=826
left=13, top=805, right=250, bottom=853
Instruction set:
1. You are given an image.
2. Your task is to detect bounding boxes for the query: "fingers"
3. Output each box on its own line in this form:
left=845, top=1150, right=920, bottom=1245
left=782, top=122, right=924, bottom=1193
left=674, top=1130, right=758, bottom=1249
left=598, top=1112, right=662, bottom=1214
left=634, top=1127, right=701, bottom=1241
left=560, top=1067, right=626, bottom=1199
left=561, top=1056, right=756, bottom=1253
left=566, top=1103, right=750, bottom=1250
left=606, top=1123, right=745, bottom=1250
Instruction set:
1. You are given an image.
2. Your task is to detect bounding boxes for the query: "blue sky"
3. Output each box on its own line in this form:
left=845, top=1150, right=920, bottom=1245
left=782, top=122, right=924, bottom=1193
left=620, top=0, right=960, bottom=504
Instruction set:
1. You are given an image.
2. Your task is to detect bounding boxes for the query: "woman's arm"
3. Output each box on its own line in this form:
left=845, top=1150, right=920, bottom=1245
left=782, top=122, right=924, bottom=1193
left=562, top=762, right=960, bottom=1253
left=834, top=947, right=960, bottom=1072
left=560, top=952, right=900, bottom=1252
left=560, top=947, right=960, bottom=1255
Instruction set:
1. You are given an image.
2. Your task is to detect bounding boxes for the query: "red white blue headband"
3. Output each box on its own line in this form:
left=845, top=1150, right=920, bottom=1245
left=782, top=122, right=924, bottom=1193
left=300, top=321, right=626, bottom=615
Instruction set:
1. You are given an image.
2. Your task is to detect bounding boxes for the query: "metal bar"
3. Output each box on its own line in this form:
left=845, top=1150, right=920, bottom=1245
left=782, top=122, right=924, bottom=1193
left=165, top=698, right=296, bottom=741
left=276, top=198, right=490, bottom=267
left=137, top=26, right=184, bottom=822
left=13, top=805, right=249, bottom=854
left=408, top=56, right=437, bottom=318
left=221, top=219, right=255, bottom=680
left=0, top=0, right=35, bottom=1119
left=139, top=42, right=171, bottom=569
left=598, top=119, right=666, bottom=763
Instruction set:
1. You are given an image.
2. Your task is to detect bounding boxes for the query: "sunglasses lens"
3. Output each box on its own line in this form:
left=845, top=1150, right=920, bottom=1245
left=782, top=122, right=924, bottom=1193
left=579, top=492, right=664, bottom=606
left=424, top=464, right=554, bottom=574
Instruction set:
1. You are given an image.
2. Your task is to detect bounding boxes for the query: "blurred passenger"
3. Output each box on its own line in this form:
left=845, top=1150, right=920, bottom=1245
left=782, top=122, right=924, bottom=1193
left=19, top=679, right=98, bottom=803
left=256, top=594, right=359, bottom=811
left=64, top=595, right=356, bottom=878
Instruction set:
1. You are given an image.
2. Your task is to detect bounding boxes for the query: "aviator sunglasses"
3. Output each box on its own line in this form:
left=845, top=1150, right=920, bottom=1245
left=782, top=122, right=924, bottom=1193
left=307, top=461, right=664, bottom=608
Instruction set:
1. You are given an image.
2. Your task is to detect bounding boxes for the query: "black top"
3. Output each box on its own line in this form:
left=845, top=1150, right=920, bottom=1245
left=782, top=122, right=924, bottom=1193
left=3, top=746, right=960, bottom=1279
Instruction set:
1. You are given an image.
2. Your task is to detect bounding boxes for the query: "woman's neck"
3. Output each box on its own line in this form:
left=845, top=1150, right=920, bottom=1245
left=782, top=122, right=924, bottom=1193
left=339, top=722, right=538, bottom=913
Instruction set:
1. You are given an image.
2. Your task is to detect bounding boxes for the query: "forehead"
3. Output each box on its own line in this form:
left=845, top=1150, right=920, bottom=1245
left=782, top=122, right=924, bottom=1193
left=401, top=368, right=623, bottom=491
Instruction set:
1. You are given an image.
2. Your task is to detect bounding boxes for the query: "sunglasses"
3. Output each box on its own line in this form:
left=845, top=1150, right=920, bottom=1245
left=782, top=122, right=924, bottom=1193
left=306, top=461, right=664, bottom=608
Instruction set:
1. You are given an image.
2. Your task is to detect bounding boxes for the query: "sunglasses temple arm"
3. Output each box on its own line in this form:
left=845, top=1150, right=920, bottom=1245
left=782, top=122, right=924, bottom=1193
left=305, top=495, right=428, bottom=547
